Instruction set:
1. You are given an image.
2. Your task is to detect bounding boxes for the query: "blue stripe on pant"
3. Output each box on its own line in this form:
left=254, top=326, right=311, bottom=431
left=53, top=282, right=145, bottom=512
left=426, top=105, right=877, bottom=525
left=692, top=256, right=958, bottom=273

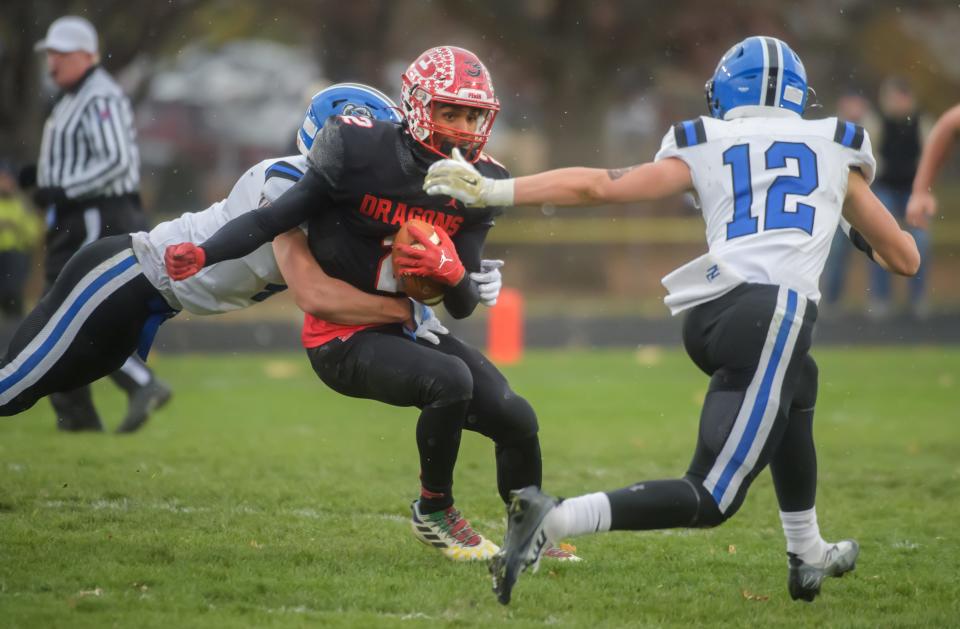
left=710, top=289, right=798, bottom=505
left=0, top=253, right=137, bottom=414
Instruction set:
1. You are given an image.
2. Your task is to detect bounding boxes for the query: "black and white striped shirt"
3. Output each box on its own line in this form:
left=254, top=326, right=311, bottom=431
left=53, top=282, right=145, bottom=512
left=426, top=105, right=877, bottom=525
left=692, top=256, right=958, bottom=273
left=37, top=66, right=140, bottom=201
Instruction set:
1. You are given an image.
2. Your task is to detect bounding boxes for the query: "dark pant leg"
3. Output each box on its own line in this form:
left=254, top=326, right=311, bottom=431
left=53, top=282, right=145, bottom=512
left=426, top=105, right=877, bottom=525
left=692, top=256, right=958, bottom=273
left=769, top=355, right=819, bottom=512
left=42, top=204, right=104, bottom=425
left=43, top=198, right=156, bottom=425
left=608, top=285, right=817, bottom=531
left=426, top=333, right=541, bottom=503
left=306, top=327, right=474, bottom=510
left=1, top=235, right=159, bottom=417
left=100, top=202, right=156, bottom=395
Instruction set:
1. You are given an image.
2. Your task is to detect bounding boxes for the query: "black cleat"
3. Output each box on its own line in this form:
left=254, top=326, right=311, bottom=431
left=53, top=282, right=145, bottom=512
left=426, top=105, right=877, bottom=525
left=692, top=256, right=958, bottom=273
left=56, top=416, right=104, bottom=432
left=788, top=539, right=859, bottom=602
left=116, top=380, right=172, bottom=434
left=51, top=391, right=104, bottom=432
left=490, top=486, right=559, bottom=605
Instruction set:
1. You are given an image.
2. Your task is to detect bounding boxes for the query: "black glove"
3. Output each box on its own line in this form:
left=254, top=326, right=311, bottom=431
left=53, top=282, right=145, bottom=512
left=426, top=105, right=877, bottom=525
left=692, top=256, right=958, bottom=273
left=32, top=186, right=68, bottom=208
left=17, top=164, right=37, bottom=190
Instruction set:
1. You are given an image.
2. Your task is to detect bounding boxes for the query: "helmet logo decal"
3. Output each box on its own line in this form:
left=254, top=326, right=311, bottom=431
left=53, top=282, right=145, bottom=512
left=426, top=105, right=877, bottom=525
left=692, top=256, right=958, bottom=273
left=341, top=103, right=373, bottom=119
left=464, top=61, right=482, bottom=78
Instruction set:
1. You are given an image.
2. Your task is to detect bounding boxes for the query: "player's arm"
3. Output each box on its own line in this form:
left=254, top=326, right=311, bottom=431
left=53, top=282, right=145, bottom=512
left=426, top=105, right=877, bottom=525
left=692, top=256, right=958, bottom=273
left=511, top=158, right=693, bottom=206
left=165, top=171, right=327, bottom=280
left=843, top=170, right=920, bottom=276
left=441, top=224, right=488, bottom=319
left=423, top=148, right=693, bottom=207
left=166, top=121, right=347, bottom=280
left=394, top=221, right=484, bottom=320
left=908, top=103, right=960, bottom=228
left=272, top=229, right=409, bottom=325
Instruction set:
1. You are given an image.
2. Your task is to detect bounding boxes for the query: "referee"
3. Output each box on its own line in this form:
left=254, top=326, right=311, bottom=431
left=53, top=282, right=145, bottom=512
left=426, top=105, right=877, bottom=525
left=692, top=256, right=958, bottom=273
left=22, top=16, right=171, bottom=433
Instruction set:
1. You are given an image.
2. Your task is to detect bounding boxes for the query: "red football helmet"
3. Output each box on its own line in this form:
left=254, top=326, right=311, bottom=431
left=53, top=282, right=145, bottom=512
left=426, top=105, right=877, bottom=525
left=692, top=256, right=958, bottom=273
left=401, top=46, right=499, bottom=162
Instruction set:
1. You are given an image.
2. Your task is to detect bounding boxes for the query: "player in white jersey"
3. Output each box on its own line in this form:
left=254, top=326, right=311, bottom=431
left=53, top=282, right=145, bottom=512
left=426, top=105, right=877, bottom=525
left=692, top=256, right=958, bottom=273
left=424, top=36, right=920, bottom=603
left=1, top=84, right=501, bottom=421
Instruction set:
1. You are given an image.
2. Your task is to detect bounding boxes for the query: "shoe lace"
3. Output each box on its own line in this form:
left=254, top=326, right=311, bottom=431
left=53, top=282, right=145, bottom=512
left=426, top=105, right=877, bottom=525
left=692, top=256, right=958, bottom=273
left=427, top=507, right=482, bottom=547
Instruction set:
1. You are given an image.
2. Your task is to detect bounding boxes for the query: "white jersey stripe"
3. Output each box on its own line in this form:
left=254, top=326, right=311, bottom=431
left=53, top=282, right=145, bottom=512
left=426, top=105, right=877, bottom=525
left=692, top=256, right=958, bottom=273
left=0, top=250, right=141, bottom=404
left=81, top=208, right=101, bottom=246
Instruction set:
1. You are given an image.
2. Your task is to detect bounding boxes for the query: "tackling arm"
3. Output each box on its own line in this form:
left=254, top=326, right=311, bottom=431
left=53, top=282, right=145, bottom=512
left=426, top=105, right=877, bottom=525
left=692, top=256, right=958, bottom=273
left=272, top=229, right=409, bottom=325
left=843, top=170, right=920, bottom=276
left=907, top=103, right=960, bottom=228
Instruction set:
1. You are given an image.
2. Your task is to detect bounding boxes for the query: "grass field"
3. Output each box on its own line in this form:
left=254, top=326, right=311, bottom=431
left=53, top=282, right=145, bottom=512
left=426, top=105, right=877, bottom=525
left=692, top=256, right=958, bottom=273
left=1, top=347, right=958, bottom=628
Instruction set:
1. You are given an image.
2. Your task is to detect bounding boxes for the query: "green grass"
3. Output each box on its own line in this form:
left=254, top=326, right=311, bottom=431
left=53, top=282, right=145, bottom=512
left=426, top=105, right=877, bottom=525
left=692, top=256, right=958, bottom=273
left=1, top=347, right=958, bottom=628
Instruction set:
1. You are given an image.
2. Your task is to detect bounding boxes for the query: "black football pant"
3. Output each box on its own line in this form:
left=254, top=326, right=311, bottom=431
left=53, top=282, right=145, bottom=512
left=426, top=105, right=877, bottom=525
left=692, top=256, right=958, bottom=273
left=0, top=235, right=174, bottom=419
left=43, top=196, right=159, bottom=429
left=306, top=326, right=541, bottom=512
left=605, top=283, right=821, bottom=531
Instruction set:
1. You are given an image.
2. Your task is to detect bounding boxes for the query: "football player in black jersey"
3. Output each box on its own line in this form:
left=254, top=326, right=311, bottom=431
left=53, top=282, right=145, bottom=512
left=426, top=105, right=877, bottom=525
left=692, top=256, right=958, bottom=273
left=164, top=47, right=574, bottom=562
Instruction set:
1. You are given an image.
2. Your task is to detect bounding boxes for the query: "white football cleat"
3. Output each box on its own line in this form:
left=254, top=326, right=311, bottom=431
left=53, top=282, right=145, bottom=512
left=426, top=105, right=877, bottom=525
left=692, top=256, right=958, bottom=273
left=410, top=500, right=500, bottom=561
left=788, top=539, right=859, bottom=601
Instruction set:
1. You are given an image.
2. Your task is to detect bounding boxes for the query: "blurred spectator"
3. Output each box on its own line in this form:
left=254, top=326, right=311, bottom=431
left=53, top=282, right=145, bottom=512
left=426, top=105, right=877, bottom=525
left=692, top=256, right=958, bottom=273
left=23, top=16, right=171, bottom=432
left=907, top=103, right=960, bottom=229
left=870, top=78, right=931, bottom=319
left=821, top=90, right=875, bottom=311
left=0, top=161, right=41, bottom=319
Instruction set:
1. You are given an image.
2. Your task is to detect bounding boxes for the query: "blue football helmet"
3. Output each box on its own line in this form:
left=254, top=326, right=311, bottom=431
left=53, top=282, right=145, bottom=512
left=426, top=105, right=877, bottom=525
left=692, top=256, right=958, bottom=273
left=705, top=36, right=808, bottom=119
left=297, top=82, right=402, bottom=156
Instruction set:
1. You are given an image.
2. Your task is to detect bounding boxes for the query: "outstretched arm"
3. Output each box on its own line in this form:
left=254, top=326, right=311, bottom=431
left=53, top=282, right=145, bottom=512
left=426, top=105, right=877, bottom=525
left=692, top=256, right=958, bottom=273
left=511, top=158, right=693, bottom=206
left=272, top=229, right=409, bottom=325
left=908, top=103, right=960, bottom=228
left=844, top=170, right=920, bottom=276
left=423, top=149, right=693, bottom=208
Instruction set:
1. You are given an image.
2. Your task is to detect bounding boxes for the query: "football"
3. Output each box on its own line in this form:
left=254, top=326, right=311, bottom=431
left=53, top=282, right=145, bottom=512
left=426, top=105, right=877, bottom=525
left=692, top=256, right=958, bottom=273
left=392, top=218, right=445, bottom=305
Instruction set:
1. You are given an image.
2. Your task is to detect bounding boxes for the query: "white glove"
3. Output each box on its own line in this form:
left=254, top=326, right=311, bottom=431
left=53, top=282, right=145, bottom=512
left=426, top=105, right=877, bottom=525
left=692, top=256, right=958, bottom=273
left=423, top=148, right=515, bottom=208
left=471, top=259, right=504, bottom=306
left=403, top=300, right=449, bottom=345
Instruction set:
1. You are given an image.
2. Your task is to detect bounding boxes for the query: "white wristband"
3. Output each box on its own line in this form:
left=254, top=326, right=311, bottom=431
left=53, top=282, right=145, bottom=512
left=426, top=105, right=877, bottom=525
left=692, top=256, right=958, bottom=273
left=487, top=178, right=515, bottom=207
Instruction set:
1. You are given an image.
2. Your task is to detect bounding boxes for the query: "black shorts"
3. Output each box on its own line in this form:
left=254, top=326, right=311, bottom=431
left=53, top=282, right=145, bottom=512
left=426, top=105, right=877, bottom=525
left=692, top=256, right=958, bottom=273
left=306, top=326, right=538, bottom=444
left=0, top=235, right=174, bottom=416
left=45, top=194, right=147, bottom=285
left=682, top=283, right=818, bottom=515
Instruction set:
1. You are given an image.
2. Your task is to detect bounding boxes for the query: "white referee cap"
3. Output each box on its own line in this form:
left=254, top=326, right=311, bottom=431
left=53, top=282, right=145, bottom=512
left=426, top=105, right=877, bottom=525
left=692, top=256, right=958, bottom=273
left=35, top=16, right=98, bottom=54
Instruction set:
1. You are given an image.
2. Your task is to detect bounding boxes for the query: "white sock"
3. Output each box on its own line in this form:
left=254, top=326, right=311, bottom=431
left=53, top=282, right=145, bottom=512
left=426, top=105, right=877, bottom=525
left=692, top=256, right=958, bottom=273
left=780, top=507, right=829, bottom=563
left=543, top=492, right=612, bottom=541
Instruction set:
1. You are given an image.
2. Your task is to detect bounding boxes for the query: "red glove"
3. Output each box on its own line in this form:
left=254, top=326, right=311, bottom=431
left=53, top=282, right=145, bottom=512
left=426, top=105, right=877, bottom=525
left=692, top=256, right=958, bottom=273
left=394, top=224, right=465, bottom=286
left=164, top=243, right=207, bottom=281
